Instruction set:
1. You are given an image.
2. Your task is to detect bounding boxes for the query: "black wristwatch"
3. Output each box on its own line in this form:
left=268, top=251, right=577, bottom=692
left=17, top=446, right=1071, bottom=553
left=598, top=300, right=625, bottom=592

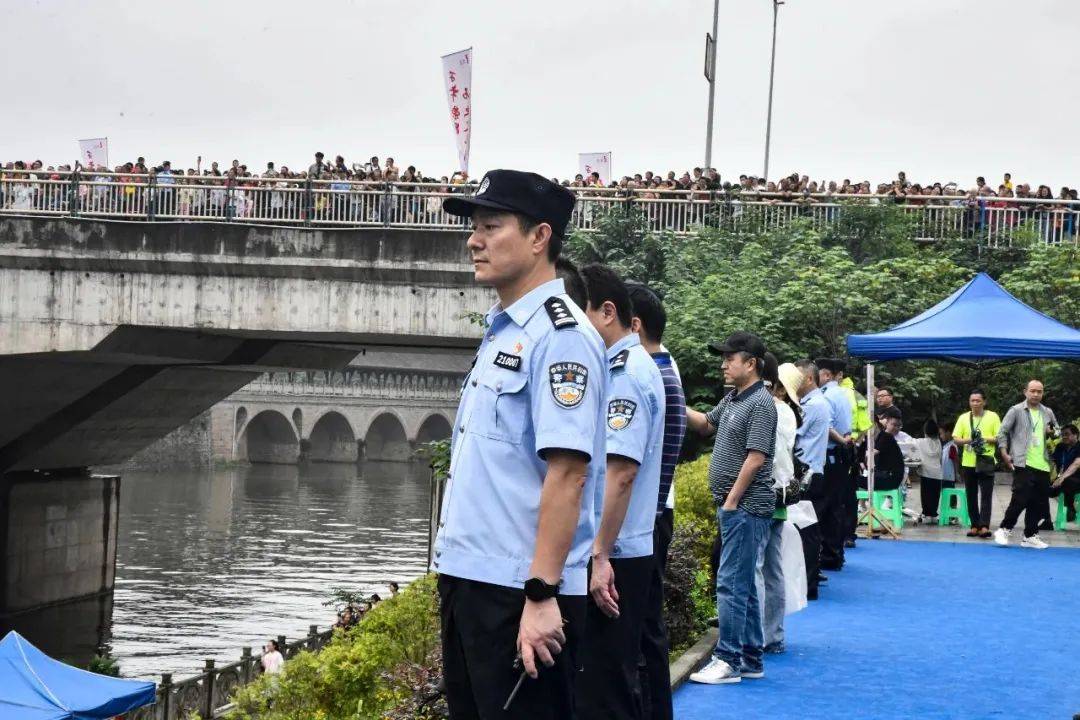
left=524, top=577, right=561, bottom=602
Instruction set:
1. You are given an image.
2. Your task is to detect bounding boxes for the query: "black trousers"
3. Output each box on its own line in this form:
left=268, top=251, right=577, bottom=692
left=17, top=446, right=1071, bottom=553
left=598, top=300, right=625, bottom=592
left=1050, top=476, right=1080, bottom=519
left=919, top=476, right=955, bottom=517
left=843, top=461, right=860, bottom=541
left=820, top=458, right=849, bottom=569
left=803, top=473, right=826, bottom=590
left=962, top=467, right=995, bottom=528
left=439, top=575, right=587, bottom=720
left=578, top=555, right=655, bottom=720
left=639, top=509, right=674, bottom=720
left=1000, top=467, right=1052, bottom=538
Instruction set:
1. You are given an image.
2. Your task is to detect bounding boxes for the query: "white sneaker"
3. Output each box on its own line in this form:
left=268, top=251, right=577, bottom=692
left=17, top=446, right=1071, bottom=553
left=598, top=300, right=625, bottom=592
left=993, top=528, right=1011, bottom=546
left=1020, top=534, right=1049, bottom=550
left=689, top=657, right=742, bottom=684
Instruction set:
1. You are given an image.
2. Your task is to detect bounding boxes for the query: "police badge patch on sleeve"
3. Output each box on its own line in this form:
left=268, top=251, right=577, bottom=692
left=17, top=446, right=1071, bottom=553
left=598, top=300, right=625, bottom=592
left=607, top=398, right=638, bottom=430
left=548, top=362, right=588, bottom=408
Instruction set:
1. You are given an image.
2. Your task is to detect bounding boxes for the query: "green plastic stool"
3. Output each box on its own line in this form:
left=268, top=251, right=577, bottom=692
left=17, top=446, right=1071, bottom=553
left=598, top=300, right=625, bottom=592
left=1054, top=495, right=1080, bottom=531
left=857, top=488, right=903, bottom=531
left=938, top=487, right=971, bottom=527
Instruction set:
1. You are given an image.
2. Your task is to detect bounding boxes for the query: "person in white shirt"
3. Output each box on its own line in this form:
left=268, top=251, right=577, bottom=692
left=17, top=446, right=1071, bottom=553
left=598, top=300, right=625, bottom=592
left=261, top=640, right=284, bottom=675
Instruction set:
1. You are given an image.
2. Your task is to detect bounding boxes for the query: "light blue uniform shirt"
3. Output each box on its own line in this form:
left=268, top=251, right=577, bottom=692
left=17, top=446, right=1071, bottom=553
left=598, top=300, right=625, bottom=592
left=432, top=279, right=607, bottom=596
left=599, top=333, right=665, bottom=559
left=796, top=387, right=831, bottom=475
left=820, top=380, right=853, bottom=448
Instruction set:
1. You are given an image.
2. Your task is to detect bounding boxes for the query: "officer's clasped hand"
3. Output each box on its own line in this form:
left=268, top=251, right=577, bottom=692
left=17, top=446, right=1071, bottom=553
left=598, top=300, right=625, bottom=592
left=589, top=556, right=620, bottom=619
left=517, top=599, right=566, bottom=678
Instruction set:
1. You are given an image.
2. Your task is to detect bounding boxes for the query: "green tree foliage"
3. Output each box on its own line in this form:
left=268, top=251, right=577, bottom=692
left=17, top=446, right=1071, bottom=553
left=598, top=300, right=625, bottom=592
left=566, top=205, right=1080, bottom=424
left=230, top=575, right=442, bottom=720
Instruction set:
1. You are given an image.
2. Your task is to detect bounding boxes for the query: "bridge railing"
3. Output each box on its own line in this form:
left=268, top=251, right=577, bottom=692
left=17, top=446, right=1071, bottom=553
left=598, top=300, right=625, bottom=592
left=126, top=625, right=335, bottom=720
left=2, top=170, right=1077, bottom=245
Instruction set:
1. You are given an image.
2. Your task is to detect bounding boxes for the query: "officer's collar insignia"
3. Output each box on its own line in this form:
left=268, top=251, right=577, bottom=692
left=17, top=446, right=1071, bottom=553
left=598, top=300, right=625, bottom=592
left=548, top=362, right=588, bottom=408
left=609, top=349, right=630, bottom=371
left=493, top=351, right=522, bottom=372
left=545, top=297, right=578, bottom=329
left=607, top=398, right=638, bottom=431
left=513, top=341, right=524, bottom=354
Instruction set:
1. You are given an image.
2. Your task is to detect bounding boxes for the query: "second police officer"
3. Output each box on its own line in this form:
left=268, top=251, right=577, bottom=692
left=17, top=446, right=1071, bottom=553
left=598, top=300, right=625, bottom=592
left=577, top=264, right=667, bottom=719
left=434, top=170, right=607, bottom=719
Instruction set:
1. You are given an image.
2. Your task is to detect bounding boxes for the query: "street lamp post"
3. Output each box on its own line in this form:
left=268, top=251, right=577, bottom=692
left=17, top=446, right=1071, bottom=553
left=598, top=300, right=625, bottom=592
left=704, top=0, right=720, bottom=168
left=763, top=0, right=784, bottom=181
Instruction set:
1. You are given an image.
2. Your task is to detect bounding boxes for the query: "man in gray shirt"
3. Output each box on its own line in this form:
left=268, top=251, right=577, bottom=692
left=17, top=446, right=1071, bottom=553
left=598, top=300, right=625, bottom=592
left=994, top=379, right=1058, bottom=549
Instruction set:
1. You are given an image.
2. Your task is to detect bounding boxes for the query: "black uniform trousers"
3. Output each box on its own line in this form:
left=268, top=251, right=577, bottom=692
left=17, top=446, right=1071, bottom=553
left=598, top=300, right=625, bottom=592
left=578, top=555, right=655, bottom=720
left=843, top=459, right=860, bottom=540
left=1000, top=467, right=1052, bottom=538
left=802, top=473, right=826, bottom=593
left=820, top=452, right=850, bottom=569
left=439, top=574, right=587, bottom=720
left=638, top=509, right=674, bottom=720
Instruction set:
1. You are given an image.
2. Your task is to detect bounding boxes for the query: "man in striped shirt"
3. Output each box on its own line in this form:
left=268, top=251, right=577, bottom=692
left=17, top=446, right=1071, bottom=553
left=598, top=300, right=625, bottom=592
left=628, top=283, right=686, bottom=720
left=687, top=331, right=777, bottom=685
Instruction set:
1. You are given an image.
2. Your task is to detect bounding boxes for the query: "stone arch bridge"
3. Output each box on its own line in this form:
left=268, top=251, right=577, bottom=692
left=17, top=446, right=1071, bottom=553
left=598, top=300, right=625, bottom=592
left=212, top=361, right=463, bottom=464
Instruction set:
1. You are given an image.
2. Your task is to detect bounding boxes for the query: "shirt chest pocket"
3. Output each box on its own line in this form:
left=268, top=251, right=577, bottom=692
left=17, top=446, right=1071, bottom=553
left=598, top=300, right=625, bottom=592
left=477, top=370, right=530, bottom=445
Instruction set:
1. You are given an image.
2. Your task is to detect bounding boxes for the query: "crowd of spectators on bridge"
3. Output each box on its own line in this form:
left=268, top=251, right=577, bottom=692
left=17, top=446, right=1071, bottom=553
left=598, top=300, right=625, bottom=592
left=2, top=152, right=1078, bottom=238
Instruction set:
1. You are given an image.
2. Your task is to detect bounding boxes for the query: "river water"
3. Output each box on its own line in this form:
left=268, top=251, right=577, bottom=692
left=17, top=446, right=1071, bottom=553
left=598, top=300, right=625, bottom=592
left=106, top=461, right=431, bottom=679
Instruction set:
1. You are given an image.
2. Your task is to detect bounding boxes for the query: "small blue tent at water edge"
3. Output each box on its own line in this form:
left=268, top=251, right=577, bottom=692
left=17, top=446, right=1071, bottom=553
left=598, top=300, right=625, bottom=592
left=846, top=272, right=1080, bottom=364
left=0, top=631, right=156, bottom=720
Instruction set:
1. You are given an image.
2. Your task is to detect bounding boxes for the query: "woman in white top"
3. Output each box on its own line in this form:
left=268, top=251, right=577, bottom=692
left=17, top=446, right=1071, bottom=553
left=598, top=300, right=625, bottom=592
left=261, top=639, right=284, bottom=675
left=757, top=354, right=802, bottom=654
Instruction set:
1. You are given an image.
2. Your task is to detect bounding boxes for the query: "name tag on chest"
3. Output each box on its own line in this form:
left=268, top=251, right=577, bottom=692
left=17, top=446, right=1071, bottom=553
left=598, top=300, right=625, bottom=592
left=493, top=352, right=523, bottom=372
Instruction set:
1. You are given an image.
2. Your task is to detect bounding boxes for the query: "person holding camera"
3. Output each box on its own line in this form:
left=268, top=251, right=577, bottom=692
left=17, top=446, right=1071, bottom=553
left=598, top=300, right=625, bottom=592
left=951, top=389, right=1000, bottom=539
left=994, top=380, right=1059, bottom=549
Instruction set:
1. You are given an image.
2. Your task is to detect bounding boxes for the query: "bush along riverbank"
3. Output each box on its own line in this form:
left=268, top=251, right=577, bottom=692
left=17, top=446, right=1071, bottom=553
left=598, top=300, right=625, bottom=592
left=223, top=458, right=718, bottom=719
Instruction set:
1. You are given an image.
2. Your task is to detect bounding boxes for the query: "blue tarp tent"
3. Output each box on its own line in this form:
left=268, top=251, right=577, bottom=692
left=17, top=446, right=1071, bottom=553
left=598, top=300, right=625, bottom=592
left=0, top=631, right=155, bottom=720
left=846, top=272, right=1080, bottom=365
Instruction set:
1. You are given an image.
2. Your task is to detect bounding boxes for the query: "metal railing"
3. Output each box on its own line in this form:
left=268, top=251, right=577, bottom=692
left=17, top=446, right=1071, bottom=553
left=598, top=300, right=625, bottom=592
left=125, top=625, right=334, bottom=720
left=2, top=170, right=1077, bottom=245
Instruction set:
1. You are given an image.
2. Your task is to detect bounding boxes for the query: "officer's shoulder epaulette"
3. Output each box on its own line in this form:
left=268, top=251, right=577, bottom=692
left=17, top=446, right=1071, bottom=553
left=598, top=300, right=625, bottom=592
left=544, top=297, right=578, bottom=330
left=610, top=349, right=630, bottom=372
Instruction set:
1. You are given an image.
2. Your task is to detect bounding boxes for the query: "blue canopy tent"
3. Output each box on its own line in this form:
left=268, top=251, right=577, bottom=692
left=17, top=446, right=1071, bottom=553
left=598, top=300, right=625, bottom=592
left=0, top=631, right=156, bottom=720
left=845, top=272, right=1080, bottom=536
left=847, top=272, right=1080, bottom=366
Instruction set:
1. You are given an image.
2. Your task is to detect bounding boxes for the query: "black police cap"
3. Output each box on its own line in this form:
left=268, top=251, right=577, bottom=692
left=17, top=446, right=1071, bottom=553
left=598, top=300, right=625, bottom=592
left=708, top=331, right=766, bottom=359
left=443, top=169, right=576, bottom=238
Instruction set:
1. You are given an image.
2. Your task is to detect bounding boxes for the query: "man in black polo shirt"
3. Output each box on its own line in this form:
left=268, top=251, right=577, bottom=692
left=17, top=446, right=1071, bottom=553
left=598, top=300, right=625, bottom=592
left=685, top=331, right=778, bottom=685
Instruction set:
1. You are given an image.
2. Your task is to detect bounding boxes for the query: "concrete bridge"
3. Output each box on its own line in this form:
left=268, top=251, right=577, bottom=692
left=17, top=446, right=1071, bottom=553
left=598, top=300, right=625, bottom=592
left=212, top=348, right=464, bottom=464
left=0, top=216, right=484, bottom=620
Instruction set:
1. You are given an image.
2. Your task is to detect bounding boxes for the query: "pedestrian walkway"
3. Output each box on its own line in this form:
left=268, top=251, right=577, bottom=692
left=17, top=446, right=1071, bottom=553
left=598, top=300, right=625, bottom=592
left=673, top=539, right=1080, bottom=719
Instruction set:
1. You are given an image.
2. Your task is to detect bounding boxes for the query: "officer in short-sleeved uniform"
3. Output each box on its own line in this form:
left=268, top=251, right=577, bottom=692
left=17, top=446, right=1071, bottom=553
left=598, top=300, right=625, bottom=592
left=433, top=170, right=608, bottom=719
left=578, top=331, right=666, bottom=719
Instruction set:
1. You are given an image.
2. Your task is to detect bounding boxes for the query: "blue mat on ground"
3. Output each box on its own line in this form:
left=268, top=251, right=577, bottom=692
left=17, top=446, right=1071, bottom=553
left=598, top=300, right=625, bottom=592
left=673, top=539, right=1080, bottom=719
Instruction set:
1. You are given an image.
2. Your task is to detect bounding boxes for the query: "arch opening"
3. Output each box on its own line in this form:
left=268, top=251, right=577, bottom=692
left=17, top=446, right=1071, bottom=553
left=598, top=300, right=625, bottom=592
left=416, top=413, right=453, bottom=445
left=364, top=412, right=410, bottom=462
left=241, top=410, right=299, bottom=464
left=308, top=411, right=358, bottom=463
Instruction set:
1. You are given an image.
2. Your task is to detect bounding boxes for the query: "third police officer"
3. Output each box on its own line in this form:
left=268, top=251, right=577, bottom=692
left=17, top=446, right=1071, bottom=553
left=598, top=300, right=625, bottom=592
left=434, top=170, right=607, bottom=719
left=577, top=264, right=666, bottom=719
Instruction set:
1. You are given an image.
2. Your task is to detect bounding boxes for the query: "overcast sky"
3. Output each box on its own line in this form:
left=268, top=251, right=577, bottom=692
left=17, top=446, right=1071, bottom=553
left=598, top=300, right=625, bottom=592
left=2, top=0, right=1078, bottom=187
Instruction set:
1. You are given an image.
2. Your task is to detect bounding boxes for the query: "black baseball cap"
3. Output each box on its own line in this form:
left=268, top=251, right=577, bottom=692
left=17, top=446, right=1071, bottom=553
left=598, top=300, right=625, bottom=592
left=815, top=357, right=847, bottom=373
left=708, top=331, right=766, bottom=359
left=443, top=169, right=577, bottom=238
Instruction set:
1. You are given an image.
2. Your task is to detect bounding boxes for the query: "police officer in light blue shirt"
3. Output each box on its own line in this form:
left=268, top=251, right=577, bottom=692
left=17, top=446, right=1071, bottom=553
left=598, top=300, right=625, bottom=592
left=434, top=170, right=607, bottom=719
left=816, top=357, right=855, bottom=571
left=576, top=264, right=666, bottom=719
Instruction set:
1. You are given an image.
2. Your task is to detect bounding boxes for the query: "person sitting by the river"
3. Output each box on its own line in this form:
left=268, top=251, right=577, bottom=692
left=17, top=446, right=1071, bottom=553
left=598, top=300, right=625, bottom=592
left=334, top=606, right=355, bottom=629
left=388, top=581, right=400, bottom=597
left=261, top=640, right=284, bottom=675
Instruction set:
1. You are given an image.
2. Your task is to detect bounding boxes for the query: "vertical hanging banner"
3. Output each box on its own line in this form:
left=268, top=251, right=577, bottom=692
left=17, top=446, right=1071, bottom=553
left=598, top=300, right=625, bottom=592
left=578, top=152, right=612, bottom=185
left=78, top=138, right=109, bottom=169
left=441, top=47, right=473, bottom=176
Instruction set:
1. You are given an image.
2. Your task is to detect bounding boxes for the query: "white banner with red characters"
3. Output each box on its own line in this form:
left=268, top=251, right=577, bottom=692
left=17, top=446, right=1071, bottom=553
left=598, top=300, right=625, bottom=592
left=578, top=152, right=612, bottom=185
left=78, top=137, right=109, bottom=170
left=441, top=48, right=473, bottom=175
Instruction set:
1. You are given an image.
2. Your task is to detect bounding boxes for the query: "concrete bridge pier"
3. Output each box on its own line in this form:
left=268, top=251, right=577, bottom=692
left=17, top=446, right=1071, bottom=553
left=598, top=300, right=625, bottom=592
left=0, top=470, right=119, bottom=635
